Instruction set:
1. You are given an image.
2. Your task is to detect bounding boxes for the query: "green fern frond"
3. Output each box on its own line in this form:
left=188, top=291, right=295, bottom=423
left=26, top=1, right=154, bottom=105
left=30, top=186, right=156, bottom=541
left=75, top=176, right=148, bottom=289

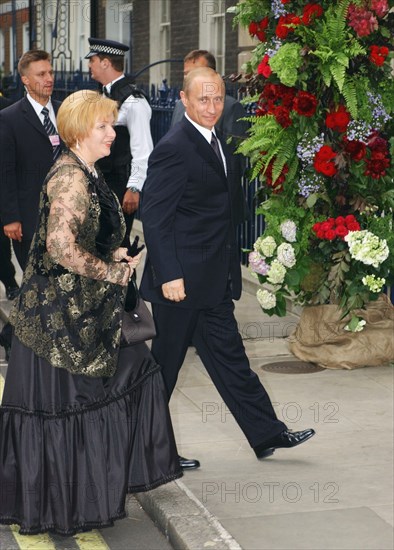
left=341, top=78, right=358, bottom=119
left=286, top=156, right=299, bottom=185
left=330, top=63, right=346, bottom=92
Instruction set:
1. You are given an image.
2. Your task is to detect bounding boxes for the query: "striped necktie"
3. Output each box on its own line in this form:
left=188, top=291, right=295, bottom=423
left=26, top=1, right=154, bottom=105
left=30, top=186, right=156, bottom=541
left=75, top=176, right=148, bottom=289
left=41, top=106, right=61, bottom=160
left=210, top=132, right=224, bottom=170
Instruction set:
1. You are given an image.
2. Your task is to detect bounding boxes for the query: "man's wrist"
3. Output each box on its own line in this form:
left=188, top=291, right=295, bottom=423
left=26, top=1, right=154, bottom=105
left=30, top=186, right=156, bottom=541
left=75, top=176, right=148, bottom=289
left=128, top=186, right=140, bottom=193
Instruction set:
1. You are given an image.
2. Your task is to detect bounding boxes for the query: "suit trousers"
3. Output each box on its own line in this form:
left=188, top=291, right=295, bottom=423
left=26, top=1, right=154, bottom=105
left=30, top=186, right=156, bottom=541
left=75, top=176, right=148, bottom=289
left=0, top=230, right=16, bottom=290
left=151, top=288, right=286, bottom=448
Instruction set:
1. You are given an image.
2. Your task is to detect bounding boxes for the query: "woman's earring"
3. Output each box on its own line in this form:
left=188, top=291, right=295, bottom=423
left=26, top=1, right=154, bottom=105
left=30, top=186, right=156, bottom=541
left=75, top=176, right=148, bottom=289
left=76, top=140, right=80, bottom=150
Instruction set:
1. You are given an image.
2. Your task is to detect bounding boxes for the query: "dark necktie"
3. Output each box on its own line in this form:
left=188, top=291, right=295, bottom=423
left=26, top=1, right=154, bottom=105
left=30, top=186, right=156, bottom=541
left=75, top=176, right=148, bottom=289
left=103, top=87, right=110, bottom=97
left=210, top=132, right=224, bottom=171
left=41, top=107, right=61, bottom=160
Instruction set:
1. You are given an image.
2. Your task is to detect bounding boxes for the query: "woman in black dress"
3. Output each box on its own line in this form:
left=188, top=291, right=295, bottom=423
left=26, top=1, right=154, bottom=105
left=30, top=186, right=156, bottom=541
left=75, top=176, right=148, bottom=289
left=0, top=90, right=182, bottom=535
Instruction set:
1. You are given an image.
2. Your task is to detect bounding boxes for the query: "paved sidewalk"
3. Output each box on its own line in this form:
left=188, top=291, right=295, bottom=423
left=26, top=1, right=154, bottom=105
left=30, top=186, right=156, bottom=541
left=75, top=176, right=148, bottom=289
left=1, top=225, right=393, bottom=550
left=133, top=217, right=393, bottom=550
left=138, top=281, right=393, bottom=549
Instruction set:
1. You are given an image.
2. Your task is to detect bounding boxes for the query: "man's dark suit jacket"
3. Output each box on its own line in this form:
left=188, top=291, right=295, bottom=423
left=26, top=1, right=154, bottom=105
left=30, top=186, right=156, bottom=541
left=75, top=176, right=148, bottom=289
left=171, top=95, right=250, bottom=226
left=0, top=97, right=61, bottom=240
left=140, top=117, right=242, bottom=310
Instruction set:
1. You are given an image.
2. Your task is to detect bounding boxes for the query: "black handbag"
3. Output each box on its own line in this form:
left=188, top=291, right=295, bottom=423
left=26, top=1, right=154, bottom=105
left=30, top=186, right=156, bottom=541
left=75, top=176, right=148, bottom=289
left=120, top=280, right=156, bottom=347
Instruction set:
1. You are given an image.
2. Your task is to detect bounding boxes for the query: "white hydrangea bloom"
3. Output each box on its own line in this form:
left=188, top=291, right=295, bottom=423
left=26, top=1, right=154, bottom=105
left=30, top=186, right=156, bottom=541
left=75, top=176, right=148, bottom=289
left=345, top=230, right=389, bottom=268
left=254, top=235, right=277, bottom=257
left=362, top=274, right=386, bottom=293
left=267, top=259, right=287, bottom=284
left=257, top=289, right=276, bottom=310
left=277, top=243, right=296, bottom=268
left=280, top=220, right=297, bottom=242
left=345, top=319, right=366, bottom=332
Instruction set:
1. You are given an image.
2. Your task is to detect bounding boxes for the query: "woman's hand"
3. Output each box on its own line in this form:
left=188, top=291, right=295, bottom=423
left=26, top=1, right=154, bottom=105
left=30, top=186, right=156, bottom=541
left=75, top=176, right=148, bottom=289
left=126, top=252, right=142, bottom=270
left=113, top=247, right=130, bottom=262
left=120, top=252, right=143, bottom=286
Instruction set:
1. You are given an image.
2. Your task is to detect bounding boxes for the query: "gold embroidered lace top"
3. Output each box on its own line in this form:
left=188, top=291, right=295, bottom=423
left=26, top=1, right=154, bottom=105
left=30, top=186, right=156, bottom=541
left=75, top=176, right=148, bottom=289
left=9, top=151, right=128, bottom=377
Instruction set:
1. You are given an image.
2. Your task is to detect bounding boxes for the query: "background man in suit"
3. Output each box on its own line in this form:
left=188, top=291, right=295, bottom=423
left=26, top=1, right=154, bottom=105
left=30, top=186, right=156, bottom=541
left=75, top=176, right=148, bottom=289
left=0, top=93, right=19, bottom=301
left=0, top=49, right=61, bottom=270
left=171, top=49, right=249, bottom=227
left=85, top=37, right=153, bottom=245
left=141, top=67, right=315, bottom=470
left=0, top=50, right=61, bottom=359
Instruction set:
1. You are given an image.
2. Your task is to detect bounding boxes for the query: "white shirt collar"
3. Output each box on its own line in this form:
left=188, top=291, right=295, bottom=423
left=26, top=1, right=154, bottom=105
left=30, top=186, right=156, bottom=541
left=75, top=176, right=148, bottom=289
left=185, top=113, right=216, bottom=144
left=26, top=93, right=55, bottom=121
left=185, top=113, right=226, bottom=174
left=104, top=74, right=125, bottom=95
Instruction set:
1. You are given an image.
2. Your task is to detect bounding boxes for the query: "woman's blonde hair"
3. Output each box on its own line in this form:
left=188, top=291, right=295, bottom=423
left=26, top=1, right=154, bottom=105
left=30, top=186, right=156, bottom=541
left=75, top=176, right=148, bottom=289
left=57, top=90, right=118, bottom=148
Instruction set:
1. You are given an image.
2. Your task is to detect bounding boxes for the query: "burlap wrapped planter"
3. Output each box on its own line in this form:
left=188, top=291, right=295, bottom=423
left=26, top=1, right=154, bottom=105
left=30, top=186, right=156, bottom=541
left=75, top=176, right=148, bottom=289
left=288, top=294, right=394, bottom=370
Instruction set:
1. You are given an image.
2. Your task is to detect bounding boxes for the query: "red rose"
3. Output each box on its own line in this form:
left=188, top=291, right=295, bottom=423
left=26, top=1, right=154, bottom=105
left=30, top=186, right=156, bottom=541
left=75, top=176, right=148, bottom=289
left=314, top=160, right=337, bottom=176
left=343, top=138, right=367, bottom=161
left=335, top=225, right=349, bottom=238
left=345, top=214, right=356, bottom=224
left=259, top=17, right=269, bottom=30
left=279, top=85, right=297, bottom=108
left=316, top=230, right=326, bottom=239
left=316, top=145, right=336, bottom=161
left=276, top=14, right=301, bottom=39
left=248, top=22, right=258, bottom=35
left=325, top=229, right=336, bottom=240
left=369, top=45, right=389, bottom=66
left=347, top=222, right=361, bottom=231
left=257, top=55, right=272, bottom=78
left=326, top=218, right=335, bottom=228
left=273, top=106, right=292, bottom=128
left=320, top=222, right=332, bottom=232
left=326, top=105, right=351, bottom=133
left=249, top=18, right=269, bottom=41
left=312, top=222, right=321, bottom=233
left=256, top=30, right=267, bottom=41
left=293, top=91, right=318, bottom=117
left=302, top=3, right=324, bottom=25
left=368, top=133, right=388, bottom=153
left=365, top=156, right=390, bottom=178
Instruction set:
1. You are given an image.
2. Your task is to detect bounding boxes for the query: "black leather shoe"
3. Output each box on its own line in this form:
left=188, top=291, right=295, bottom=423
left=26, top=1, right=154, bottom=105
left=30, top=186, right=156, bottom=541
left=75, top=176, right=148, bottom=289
left=254, top=429, right=316, bottom=459
left=178, top=455, right=201, bottom=470
left=6, top=285, right=19, bottom=301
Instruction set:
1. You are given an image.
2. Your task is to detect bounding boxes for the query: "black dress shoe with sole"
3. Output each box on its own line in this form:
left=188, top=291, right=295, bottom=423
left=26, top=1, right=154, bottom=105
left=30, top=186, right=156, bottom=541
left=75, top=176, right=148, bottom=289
left=254, top=428, right=316, bottom=459
left=178, top=455, right=201, bottom=470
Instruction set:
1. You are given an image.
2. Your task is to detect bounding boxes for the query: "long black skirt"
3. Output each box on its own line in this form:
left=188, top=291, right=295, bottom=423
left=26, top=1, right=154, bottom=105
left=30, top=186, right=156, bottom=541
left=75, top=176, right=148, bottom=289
left=0, top=336, right=182, bottom=535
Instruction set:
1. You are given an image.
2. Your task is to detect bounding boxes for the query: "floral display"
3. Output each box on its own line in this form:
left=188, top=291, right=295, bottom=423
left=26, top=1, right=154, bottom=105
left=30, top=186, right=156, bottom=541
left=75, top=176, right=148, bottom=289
left=230, top=0, right=393, bottom=329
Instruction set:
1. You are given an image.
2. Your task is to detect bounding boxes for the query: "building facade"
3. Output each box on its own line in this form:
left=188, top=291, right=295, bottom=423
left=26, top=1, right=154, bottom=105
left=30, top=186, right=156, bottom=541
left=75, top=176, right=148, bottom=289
left=0, top=0, right=252, bottom=90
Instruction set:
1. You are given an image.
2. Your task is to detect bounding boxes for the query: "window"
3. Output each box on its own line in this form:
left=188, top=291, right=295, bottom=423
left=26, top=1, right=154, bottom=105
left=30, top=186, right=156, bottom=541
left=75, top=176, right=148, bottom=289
left=160, top=0, right=171, bottom=60
left=199, top=0, right=225, bottom=75
left=150, top=0, right=171, bottom=85
left=22, top=23, right=30, bottom=52
left=106, top=0, right=133, bottom=72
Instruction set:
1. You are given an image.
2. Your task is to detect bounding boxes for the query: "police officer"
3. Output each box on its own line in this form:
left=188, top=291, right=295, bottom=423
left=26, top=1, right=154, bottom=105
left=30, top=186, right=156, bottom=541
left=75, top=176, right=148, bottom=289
left=85, top=38, right=153, bottom=244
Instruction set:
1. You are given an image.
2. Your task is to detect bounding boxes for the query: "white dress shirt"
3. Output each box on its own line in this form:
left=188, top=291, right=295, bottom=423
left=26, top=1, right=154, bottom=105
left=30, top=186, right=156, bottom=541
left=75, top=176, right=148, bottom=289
left=26, top=94, right=58, bottom=130
left=185, top=113, right=227, bottom=175
left=105, top=75, right=153, bottom=191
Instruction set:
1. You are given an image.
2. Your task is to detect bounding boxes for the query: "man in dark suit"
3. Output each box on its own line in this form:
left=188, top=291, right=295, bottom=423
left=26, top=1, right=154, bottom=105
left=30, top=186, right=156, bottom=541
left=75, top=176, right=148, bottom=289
left=141, top=68, right=315, bottom=470
left=0, top=49, right=61, bottom=270
left=171, top=50, right=249, bottom=226
left=0, top=50, right=61, bottom=360
left=0, top=93, right=19, bottom=301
